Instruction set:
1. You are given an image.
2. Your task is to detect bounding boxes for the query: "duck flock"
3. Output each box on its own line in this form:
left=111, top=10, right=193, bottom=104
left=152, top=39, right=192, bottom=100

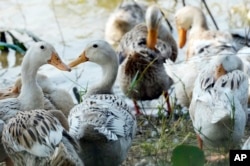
left=0, top=1, right=250, bottom=165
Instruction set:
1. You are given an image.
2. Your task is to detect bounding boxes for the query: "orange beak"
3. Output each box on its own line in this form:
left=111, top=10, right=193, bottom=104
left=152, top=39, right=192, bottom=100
left=147, top=28, right=158, bottom=50
left=48, top=52, right=71, bottom=72
left=68, top=51, right=89, bottom=68
left=215, top=64, right=226, bottom=79
left=11, top=85, right=20, bottom=93
left=178, top=27, right=187, bottom=48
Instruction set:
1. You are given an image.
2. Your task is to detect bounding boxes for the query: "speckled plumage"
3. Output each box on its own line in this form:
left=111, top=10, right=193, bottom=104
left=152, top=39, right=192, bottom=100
left=119, top=48, right=172, bottom=100
left=117, top=23, right=177, bottom=63
left=117, top=5, right=177, bottom=102
left=105, top=1, right=147, bottom=46
left=69, top=94, right=136, bottom=166
left=2, top=109, right=83, bottom=166
left=164, top=41, right=237, bottom=108
left=189, top=54, right=248, bottom=149
left=68, top=40, right=137, bottom=166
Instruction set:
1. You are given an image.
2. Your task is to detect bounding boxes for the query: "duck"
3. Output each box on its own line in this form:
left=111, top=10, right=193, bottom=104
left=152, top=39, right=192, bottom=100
left=0, top=87, right=16, bottom=99
left=117, top=5, right=177, bottom=115
left=0, top=41, right=70, bottom=121
left=0, top=74, right=74, bottom=117
left=164, top=40, right=237, bottom=108
left=68, top=40, right=137, bottom=166
left=0, top=41, right=71, bottom=164
left=1, top=109, right=83, bottom=166
left=0, top=119, right=10, bottom=165
left=229, top=28, right=250, bottom=49
left=105, top=0, right=147, bottom=46
left=189, top=53, right=248, bottom=149
left=165, top=43, right=250, bottom=109
left=164, top=56, right=209, bottom=108
left=235, top=46, right=250, bottom=105
left=175, top=5, right=235, bottom=60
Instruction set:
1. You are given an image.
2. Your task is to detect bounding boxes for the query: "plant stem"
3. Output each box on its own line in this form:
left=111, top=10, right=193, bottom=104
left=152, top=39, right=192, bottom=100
left=182, top=0, right=186, bottom=6
left=201, top=0, right=219, bottom=30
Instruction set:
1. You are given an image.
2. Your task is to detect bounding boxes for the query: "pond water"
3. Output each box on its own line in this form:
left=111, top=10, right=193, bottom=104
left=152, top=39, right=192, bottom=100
left=0, top=0, right=249, bottom=112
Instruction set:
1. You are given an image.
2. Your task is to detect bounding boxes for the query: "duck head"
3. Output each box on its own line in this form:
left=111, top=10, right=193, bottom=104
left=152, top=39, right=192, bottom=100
left=25, top=41, right=71, bottom=71
left=175, top=6, right=208, bottom=48
left=145, top=5, right=163, bottom=50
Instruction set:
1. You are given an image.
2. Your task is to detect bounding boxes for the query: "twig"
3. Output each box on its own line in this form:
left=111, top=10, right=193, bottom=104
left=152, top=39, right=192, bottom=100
left=51, top=0, right=66, bottom=56
left=182, top=0, right=186, bottom=6
left=118, top=0, right=125, bottom=8
left=201, top=0, right=219, bottom=30
left=245, top=27, right=250, bottom=47
left=0, top=70, right=8, bottom=77
left=140, top=108, right=160, bottom=136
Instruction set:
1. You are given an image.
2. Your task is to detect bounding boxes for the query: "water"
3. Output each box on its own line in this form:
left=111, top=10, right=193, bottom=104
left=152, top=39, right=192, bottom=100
left=0, top=0, right=249, bottom=108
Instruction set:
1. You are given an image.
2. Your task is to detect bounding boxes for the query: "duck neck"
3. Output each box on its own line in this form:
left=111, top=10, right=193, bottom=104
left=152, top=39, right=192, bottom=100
left=87, top=62, right=118, bottom=95
left=190, top=10, right=208, bottom=36
left=18, top=56, right=44, bottom=110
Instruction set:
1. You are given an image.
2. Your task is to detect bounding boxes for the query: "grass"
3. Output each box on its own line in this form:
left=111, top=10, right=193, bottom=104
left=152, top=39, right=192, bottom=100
left=120, top=95, right=250, bottom=166
left=121, top=111, right=197, bottom=166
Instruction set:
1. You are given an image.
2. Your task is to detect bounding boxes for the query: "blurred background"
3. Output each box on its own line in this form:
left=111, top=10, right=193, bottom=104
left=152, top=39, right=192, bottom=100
left=0, top=0, right=249, bottom=102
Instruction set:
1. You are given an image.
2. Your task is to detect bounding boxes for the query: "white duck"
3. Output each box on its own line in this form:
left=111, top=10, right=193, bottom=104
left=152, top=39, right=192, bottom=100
left=236, top=46, right=250, bottom=105
left=0, top=41, right=70, bottom=122
left=0, top=74, right=74, bottom=117
left=175, top=5, right=234, bottom=60
left=189, top=54, right=248, bottom=149
left=0, top=41, right=70, bottom=164
left=1, top=109, right=83, bottom=166
left=164, top=40, right=236, bottom=108
left=68, top=40, right=136, bottom=166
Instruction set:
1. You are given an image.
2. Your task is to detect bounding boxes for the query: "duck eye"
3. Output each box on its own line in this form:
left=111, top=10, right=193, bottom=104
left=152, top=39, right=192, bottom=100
left=93, top=44, right=98, bottom=48
left=40, top=45, right=45, bottom=49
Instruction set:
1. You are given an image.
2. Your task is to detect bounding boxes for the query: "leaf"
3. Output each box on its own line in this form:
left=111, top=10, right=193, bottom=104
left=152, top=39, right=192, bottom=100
left=0, top=41, right=26, bottom=54
left=0, top=32, right=8, bottom=51
left=171, top=144, right=205, bottom=166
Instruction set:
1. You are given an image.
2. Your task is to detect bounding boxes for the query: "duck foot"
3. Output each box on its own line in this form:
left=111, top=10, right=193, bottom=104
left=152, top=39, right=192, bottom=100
left=133, top=100, right=142, bottom=115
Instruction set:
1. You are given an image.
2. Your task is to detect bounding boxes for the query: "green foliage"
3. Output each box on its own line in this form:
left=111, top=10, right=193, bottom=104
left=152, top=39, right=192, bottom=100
left=6, top=31, right=27, bottom=52
left=0, top=29, right=42, bottom=55
left=171, top=144, right=205, bottom=166
left=0, top=41, right=26, bottom=54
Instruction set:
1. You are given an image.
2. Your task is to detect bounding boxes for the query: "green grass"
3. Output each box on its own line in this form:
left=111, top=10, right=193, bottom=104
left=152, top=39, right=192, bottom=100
left=121, top=97, right=249, bottom=166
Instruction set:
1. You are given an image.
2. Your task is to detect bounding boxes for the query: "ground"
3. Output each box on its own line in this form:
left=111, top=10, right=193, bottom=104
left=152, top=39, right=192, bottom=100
left=121, top=110, right=250, bottom=166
